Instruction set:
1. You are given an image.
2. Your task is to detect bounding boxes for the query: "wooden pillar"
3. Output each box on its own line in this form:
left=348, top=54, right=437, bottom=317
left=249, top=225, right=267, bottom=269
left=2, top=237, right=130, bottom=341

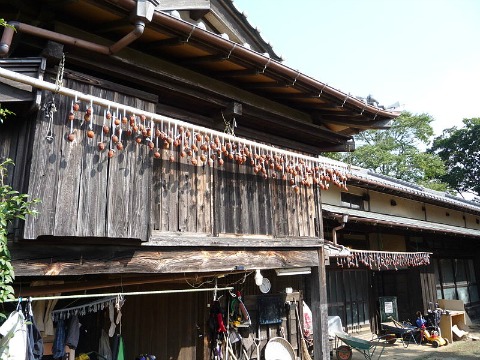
left=311, top=247, right=330, bottom=360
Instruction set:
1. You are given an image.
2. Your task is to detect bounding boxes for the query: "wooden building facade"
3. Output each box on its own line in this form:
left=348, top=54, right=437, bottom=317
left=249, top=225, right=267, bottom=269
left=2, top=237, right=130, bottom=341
left=0, top=1, right=400, bottom=359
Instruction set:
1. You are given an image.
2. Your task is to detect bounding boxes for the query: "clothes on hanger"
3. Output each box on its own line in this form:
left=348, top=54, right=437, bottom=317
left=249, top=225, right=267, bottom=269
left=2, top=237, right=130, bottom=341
left=65, top=315, right=81, bottom=350
left=112, top=334, right=125, bottom=360
left=33, top=298, right=58, bottom=336
left=0, top=303, right=28, bottom=360
left=26, top=300, right=44, bottom=360
left=52, top=319, right=67, bottom=359
left=98, top=329, right=112, bottom=360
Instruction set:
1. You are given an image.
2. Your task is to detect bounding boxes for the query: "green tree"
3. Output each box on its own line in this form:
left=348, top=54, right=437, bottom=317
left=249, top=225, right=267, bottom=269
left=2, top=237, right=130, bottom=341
left=331, top=112, right=448, bottom=191
left=429, top=118, right=480, bottom=197
left=0, top=159, right=39, bottom=318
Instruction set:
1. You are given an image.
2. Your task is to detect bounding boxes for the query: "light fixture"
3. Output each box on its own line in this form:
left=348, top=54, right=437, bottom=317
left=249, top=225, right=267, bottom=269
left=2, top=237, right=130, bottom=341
left=275, top=267, right=311, bottom=276
left=254, top=269, right=263, bottom=286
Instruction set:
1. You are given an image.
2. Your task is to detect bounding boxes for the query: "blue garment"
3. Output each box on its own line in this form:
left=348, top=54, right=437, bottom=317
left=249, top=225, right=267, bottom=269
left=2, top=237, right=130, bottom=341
left=52, top=319, right=66, bottom=359
left=66, top=315, right=80, bottom=350
left=416, top=317, right=426, bottom=328
left=26, top=302, right=44, bottom=360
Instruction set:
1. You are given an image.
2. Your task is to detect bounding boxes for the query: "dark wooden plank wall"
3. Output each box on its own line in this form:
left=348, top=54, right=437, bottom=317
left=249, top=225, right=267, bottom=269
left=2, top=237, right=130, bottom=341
left=0, top=108, right=36, bottom=238
left=24, top=78, right=156, bottom=241
left=122, top=291, right=199, bottom=360
left=419, top=264, right=437, bottom=314
left=152, top=160, right=317, bottom=238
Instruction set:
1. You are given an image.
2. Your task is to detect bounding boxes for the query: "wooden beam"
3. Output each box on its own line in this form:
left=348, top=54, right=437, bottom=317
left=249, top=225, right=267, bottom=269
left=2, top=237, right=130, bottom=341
left=214, top=69, right=262, bottom=78
left=267, top=93, right=330, bottom=101
left=241, top=81, right=288, bottom=89
left=146, top=37, right=189, bottom=48
left=179, top=54, right=227, bottom=65
left=313, top=113, right=393, bottom=129
left=0, top=83, right=34, bottom=102
left=91, top=19, right=131, bottom=34
left=149, top=232, right=323, bottom=247
left=11, top=244, right=320, bottom=276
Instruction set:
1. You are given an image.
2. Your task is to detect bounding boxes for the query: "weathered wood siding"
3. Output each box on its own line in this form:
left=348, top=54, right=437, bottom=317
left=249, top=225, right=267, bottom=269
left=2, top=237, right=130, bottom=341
left=152, top=161, right=317, bottom=238
left=24, top=78, right=156, bottom=241
left=18, top=73, right=319, bottom=242
left=122, top=290, right=199, bottom=360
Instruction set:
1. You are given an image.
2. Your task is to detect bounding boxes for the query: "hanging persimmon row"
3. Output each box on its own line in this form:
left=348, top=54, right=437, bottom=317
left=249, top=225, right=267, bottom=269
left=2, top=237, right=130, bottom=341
left=66, top=102, right=349, bottom=192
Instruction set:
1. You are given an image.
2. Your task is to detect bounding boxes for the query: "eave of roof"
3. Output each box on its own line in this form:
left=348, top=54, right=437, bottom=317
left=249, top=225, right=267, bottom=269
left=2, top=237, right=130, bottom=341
left=349, top=168, right=480, bottom=216
left=94, top=0, right=399, bottom=136
left=323, top=204, right=480, bottom=238
left=148, top=8, right=398, bottom=117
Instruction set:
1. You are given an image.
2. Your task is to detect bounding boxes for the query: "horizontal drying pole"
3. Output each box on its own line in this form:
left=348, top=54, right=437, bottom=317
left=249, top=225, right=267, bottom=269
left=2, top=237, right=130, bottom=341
left=5, top=286, right=235, bottom=303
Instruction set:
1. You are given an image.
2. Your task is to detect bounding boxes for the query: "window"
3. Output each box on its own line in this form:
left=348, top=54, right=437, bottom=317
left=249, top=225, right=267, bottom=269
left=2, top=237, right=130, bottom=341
left=435, top=258, right=479, bottom=305
left=341, top=192, right=365, bottom=210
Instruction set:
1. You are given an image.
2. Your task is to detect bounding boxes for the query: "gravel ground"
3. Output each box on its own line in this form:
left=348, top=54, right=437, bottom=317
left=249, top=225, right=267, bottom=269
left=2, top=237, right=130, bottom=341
left=335, top=324, right=480, bottom=360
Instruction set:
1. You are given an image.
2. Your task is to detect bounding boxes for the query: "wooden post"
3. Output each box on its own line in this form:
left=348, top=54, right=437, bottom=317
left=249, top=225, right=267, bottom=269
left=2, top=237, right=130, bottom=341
left=311, top=247, right=330, bottom=360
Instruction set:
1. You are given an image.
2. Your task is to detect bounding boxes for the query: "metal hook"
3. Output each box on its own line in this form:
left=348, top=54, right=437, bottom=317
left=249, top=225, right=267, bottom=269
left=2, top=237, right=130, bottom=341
left=341, top=94, right=350, bottom=107
left=225, top=43, right=237, bottom=59
left=318, top=83, right=327, bottom=98
left=360, top=106, right=366, bottom=115
left=373, top=110, right=379, bottom=120
left=259, top=57, right=271, bottom=74
left=290, top=70, right=301, bottom=87
left=185, top=25, right=196, bottom=43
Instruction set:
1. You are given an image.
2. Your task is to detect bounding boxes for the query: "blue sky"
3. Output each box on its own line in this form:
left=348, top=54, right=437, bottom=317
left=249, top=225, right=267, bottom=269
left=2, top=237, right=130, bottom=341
left=233, top=0, right=480, bottom=136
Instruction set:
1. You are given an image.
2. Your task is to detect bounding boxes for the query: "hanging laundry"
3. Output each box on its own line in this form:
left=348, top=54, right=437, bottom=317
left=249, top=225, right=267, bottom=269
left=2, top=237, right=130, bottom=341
left=52, top=319, right=66, bottom=359
left=112, top=335, right=125, bottom=360
left=98, top=329, right=112, bottom=360
left=51, top=297, right=116, bottom=322
left=65, top=315, right=81, bottom=350
left=26, top=300, right=44, bottom=360
left=0, top=308, right=28, bottom=360
left=30, top=280, right=62, bottom=336
left=108, top=303, right=116, bottom=337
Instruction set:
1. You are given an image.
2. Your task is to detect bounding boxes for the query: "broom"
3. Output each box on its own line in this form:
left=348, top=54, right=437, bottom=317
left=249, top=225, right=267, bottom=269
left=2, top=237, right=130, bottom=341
left=295, top=303, right=313, bottom=360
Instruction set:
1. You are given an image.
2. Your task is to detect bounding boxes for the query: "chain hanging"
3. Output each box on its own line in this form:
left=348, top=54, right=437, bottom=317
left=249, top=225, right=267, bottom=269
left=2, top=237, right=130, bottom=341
left=43, top=54, right=65, bottom=141
left=222, top=111, right=236, bottom=136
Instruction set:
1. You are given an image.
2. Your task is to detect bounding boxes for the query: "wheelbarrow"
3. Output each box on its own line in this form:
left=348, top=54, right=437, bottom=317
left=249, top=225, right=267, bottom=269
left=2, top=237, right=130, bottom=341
left=381, top=317, right=421, bottom=347
left=334, top=332, right=392, bottom=360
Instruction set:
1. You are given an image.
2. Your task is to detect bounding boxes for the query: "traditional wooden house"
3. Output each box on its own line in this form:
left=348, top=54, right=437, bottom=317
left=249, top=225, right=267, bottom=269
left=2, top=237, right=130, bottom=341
left=0, top=1, right=401, bottom=359
left=322, top=166, right=480, bottom=338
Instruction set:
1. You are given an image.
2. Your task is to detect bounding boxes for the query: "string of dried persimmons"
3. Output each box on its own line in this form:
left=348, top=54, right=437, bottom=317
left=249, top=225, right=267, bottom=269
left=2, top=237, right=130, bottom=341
left=336, top=250, right=430, bottom=270
left=65, top=101, right=350, bottom=193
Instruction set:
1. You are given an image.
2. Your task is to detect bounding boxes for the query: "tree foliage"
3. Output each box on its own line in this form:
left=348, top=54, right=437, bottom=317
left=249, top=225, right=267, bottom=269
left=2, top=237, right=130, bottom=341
left=429, top=118, right=480, bottom=196
left=331, top=112, right=448, bottom=191
left=0, top=159, right=39, bottom=318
